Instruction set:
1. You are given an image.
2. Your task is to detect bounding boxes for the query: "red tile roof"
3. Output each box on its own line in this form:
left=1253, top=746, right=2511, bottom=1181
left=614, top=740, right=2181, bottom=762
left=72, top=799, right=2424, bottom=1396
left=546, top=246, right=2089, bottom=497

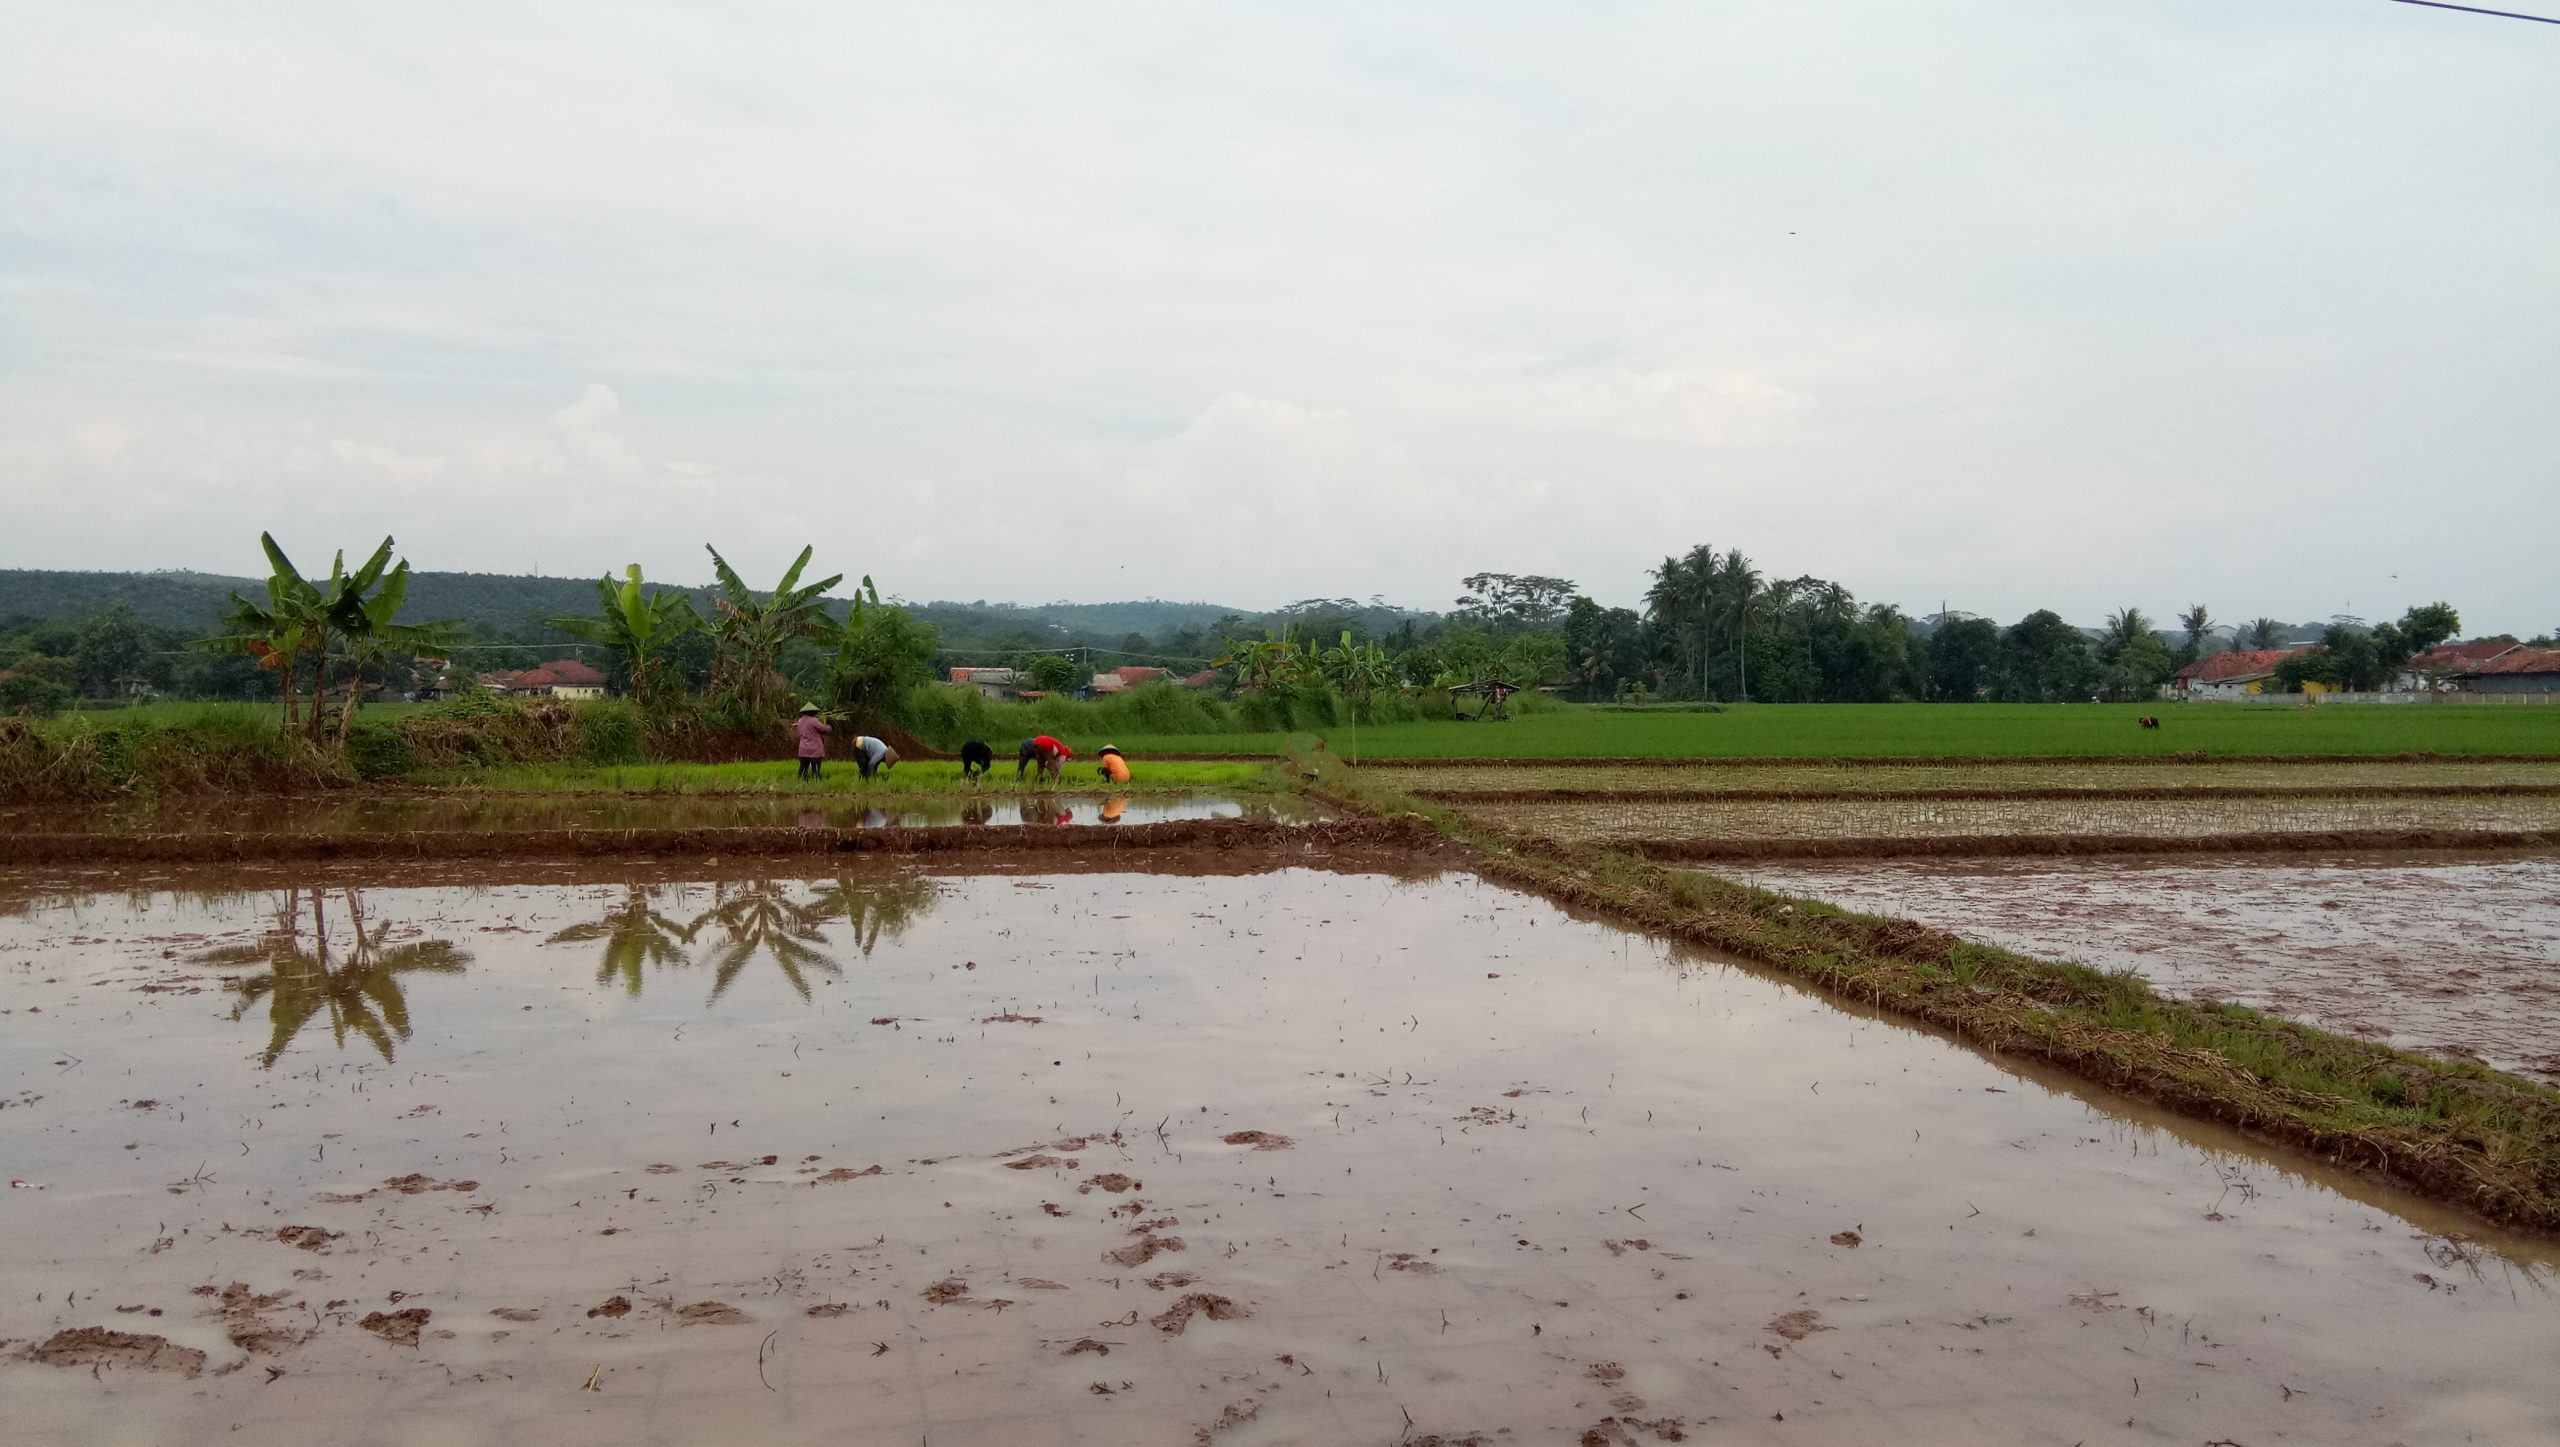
left=2466, top=647, right=2560, bottom=678
left=2173, top=648, right=2303, bottom=685
left=2427, top=640, right=2521, bottom=663
left=1115, top=665, right=1170, bottom=684
left=543, top=659, right=608, bottom=688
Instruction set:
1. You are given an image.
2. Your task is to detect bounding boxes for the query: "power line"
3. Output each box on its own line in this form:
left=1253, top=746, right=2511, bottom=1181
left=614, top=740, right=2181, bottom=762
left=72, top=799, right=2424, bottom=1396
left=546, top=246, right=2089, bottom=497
left=2388, top=0, right=2560, bottom=24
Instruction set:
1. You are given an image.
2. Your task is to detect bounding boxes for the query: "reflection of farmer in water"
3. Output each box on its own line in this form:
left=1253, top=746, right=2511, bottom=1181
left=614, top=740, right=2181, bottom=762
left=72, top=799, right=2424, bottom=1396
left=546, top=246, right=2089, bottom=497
left=1018, top=734, right=1072, bottom=781
left=793, top=704, right=831, bottom=780
left=1097, top=744, right=1130, bottom=785
left=1100, top=795, right=1128, bottom=824
left=850, top=735, right=899, bottom=780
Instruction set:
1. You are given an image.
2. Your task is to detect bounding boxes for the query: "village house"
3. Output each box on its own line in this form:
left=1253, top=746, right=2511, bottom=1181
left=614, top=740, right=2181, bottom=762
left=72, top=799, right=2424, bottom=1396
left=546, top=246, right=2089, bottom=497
left=2393, top=640, right=2520, bottom=693
left=947, top=666, right=1018, bottom=700
left=2456, top=646, right=2560, bottom=695
left=2167, top=648, right=2305, bottom=700
left=1086, top=664, right=1171, bottom=695
left=484, top=659, right=609, bottom=700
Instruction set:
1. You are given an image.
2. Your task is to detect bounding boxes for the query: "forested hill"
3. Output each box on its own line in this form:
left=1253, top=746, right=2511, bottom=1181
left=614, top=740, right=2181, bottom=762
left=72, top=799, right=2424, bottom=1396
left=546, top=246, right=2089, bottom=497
left=0, top=568, right=1260, bottom=653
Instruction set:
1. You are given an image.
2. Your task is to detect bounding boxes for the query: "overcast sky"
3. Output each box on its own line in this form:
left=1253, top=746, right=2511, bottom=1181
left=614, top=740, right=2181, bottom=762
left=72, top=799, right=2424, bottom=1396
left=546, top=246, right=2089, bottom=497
left=3, top=1, right=2554, bottom=631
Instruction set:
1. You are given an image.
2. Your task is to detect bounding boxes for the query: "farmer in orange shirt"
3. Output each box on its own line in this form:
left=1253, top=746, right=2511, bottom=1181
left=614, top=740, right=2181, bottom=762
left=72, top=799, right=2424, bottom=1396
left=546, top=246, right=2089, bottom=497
left=1096, top=744, right=1131, bottom=785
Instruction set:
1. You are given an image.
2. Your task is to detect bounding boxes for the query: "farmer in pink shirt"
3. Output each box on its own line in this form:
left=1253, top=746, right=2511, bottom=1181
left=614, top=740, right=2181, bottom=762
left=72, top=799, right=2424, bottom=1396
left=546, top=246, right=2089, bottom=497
left=793, top=704, right=832, bottom=780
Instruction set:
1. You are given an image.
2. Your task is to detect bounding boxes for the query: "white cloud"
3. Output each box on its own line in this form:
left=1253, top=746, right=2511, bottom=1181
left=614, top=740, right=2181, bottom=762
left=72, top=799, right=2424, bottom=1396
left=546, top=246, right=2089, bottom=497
left=0, top=2, right=2553, bottom=627
left=328, top=438, right=446, bottom=480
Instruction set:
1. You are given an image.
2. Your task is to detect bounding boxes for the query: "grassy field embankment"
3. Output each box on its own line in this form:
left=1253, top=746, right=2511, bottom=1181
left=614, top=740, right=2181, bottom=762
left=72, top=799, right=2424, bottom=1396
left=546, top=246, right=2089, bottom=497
left=1108, top=702, right=2560, bottom=760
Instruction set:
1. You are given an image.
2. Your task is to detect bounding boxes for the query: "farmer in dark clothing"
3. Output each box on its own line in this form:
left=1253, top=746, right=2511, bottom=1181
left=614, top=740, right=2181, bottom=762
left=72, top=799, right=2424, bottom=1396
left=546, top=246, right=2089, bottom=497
left=793, top=704, right=831, bottom=780
left=959, top=739, right=995, bottom=780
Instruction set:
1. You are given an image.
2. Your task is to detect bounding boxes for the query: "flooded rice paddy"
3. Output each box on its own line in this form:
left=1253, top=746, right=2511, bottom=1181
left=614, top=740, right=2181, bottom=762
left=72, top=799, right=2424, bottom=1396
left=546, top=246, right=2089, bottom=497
left=1386, top=759, right=2560, bottom=796
left=0, top=792, right=1321, bottom=838
left=1467, top=793, right=2560, bottom=846
left=5, top=856, right=2557, bottom=1445
left=1723, top=853, right=2560, bottom=1086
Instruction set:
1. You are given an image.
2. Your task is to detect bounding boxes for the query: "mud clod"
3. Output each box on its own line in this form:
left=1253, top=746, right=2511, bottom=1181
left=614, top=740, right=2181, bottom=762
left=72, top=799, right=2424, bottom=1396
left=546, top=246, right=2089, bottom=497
left=1150, top=1292, right=1247, bottom=1335
left=1829, top=1230, right=1863, bottom=1248
left=274, top=1225, right=343, bottom=1253
left=30, top=1327, right=206, bottom=1377
left=586, top=1295, right=633, bottom=1320
left=814, top=1165, right=884, bottom=1183
left=360, top=1308, right=432, bottom=1346
left=1081, top=1172, right=1139, bottom=1193
left=921, top=1279, right=972, bottom=1305
left=1220, top=1130, right=1293, bottom=1150
left=1767, top=1309, right=1830, bottom=1341
left=1105, top=1234, right=1185, bottom=1268
left=675, top=1301, right=746, bottom=1325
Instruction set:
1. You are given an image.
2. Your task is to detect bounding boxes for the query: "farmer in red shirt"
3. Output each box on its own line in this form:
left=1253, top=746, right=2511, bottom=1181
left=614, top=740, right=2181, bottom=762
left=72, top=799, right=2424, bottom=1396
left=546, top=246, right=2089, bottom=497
left=793, top=704, right=832, bottom=780
left=1016, top=734, right=1072, bottom=782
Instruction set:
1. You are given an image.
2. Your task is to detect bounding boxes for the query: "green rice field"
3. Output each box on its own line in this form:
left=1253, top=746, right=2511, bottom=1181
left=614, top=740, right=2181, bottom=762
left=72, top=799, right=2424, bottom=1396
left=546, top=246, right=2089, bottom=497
left=1116, top=702, right=2560, bottom=760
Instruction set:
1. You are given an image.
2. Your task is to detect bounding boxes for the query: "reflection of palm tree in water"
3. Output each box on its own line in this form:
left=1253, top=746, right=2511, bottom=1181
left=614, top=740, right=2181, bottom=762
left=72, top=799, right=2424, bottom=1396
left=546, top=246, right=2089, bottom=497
left=806, top=873, right=940, bottom=957
left=537, top=873, right=944, bottom=1006
left=546, top=884, right=697, bottom=995
left=196, top=888, right=470, bottom=1068
left=689, top=879, right=839, bottom=1003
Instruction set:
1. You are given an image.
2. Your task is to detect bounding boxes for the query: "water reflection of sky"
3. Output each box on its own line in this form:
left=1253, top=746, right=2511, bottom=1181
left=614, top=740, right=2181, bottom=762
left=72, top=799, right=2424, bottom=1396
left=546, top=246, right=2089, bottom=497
left=0, top=792, right=1324, bottom=835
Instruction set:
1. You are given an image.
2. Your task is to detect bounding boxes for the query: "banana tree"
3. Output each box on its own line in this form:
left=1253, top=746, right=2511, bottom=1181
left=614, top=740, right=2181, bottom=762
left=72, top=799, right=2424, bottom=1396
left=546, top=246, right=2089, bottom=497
left=199, top=534, right=459, bottom=742
left=704, top=545, right=849, bottom=721
left=1319, top=631, right=1397, bottom=763
left=547, top=565, right=704, bottom=705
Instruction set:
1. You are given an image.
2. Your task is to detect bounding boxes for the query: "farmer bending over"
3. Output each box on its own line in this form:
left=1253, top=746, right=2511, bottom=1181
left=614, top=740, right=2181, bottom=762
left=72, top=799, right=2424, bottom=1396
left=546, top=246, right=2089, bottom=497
left=1017, top=734, right=1072, bottom=781
left=853, top=734, right=899, bottom=780
left=793, top=704, right=831, bottom=780
left=1097, top=744, right=1131, bottom=785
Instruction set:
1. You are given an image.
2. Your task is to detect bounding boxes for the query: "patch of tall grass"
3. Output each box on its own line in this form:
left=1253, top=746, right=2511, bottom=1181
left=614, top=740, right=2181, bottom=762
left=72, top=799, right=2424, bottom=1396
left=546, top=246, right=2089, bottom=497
left=0, top=708, right=352, bottom=801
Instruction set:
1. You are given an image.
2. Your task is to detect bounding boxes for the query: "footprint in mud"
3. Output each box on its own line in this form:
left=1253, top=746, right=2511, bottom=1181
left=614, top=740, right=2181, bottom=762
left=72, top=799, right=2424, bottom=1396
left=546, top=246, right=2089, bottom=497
left=490, top=1307, right=540, bottom=1323
left=644, top=1164, right=681, bottom=1175
left=1150, top=1292, right=1248, bottom=1335
left=1144, top=1270, right=1200, bottom=1291
left=360, top=1308, right=432, bottom=1346
left=1602, top=1239, right=1651, bottom=1257
left=814, top=1165, right=884, bottom=1183
left=1383, top=1252, right=1441, bottom=1274
left=1221, top=1130, right=1293, bottom=1151
left=674, top=1301, right=746, bottom=1326
left=30, top=1327, right=207, bottom=1378
left=1004, top=1153, right=1079, bottom=1171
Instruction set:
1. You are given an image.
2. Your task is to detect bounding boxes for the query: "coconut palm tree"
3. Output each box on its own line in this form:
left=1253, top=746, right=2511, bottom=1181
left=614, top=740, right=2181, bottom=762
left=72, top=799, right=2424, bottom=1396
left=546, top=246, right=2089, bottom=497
left=2240, top=617, right=2285, bottom=650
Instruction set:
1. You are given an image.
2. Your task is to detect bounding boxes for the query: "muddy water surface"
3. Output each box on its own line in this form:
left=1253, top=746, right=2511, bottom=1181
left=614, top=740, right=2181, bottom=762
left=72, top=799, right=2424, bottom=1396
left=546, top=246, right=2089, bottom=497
left=1726, top=853, right=2560, bottom=1084
left=0, top=792, right=1320, bottom=836
left=4, top=861, right=2557, bottom=1445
